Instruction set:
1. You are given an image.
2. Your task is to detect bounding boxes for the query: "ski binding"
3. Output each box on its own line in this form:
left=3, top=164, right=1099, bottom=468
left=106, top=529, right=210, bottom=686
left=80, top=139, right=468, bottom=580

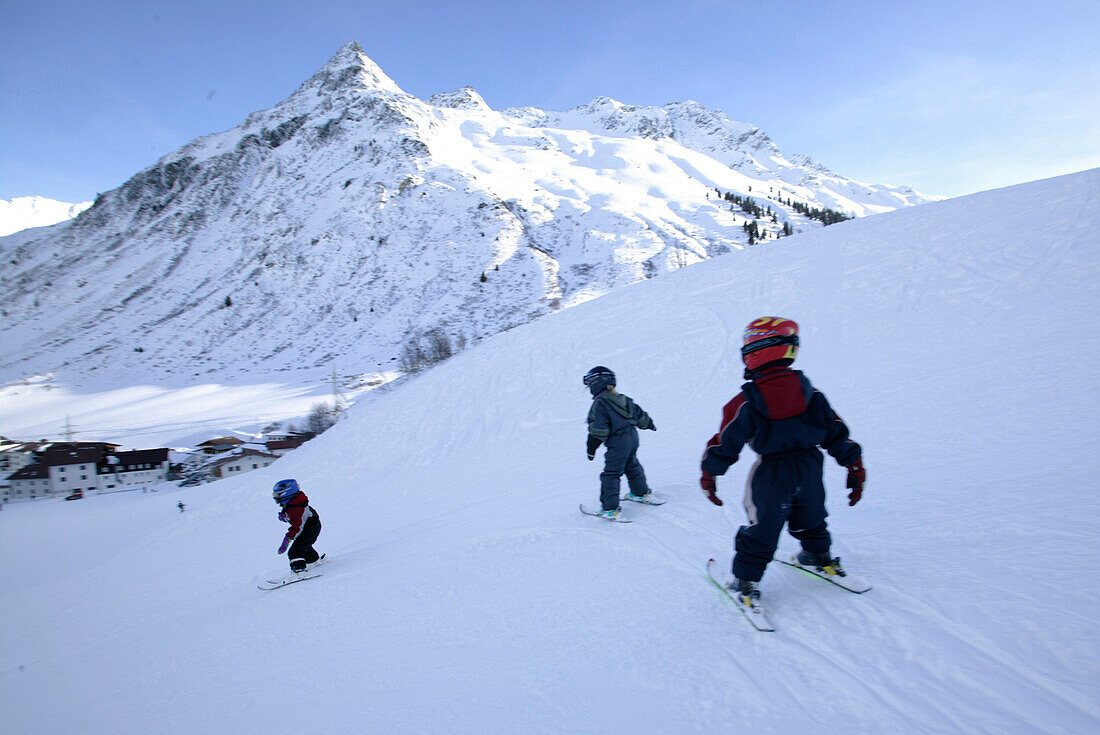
left=774, top=552, right=871, bottom=593
left=706, top=558, right=775, bottom=632
left=579, top=503, right=632, bottom=522
left=620, top=493, right=666, bottom=505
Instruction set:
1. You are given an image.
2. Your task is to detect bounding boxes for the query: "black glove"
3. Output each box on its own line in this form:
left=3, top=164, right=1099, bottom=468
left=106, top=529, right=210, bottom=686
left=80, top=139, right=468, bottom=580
left=648, top=421, right=656, bottom=431
left=586, top=435, right=603, bottom=460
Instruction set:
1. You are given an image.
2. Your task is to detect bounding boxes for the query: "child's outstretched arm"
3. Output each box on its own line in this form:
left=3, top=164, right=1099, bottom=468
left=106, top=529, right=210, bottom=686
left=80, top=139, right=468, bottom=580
left=699, top=394, right=755, bottom=505
left=816, top=392, right=861, bottom=467
left=815, top=391, right=865, bottom=505
left=701, top=394, right=753, bottom=475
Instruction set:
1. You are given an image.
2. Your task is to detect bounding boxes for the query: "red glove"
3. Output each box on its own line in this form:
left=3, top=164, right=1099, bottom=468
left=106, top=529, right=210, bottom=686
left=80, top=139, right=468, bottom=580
left=277, top=536, right=291, bottom=554
left=700, top=472, right=722, bottom=506
left=846, top=460, right=866, bottom=506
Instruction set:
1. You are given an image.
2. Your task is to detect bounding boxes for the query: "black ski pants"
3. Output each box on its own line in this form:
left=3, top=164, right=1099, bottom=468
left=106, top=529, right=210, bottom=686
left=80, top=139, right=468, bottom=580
left=288, top=513, right=322, bottom=572
left=600, top=428, right=649, bottom=510
left=733, top=450, right=831, bottom=582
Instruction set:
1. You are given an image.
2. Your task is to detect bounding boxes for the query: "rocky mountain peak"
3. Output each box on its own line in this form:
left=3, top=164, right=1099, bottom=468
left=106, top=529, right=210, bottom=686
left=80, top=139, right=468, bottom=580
left=428, top=86, right=492, bottom=112
left=294, top=40, right=405, bottom=99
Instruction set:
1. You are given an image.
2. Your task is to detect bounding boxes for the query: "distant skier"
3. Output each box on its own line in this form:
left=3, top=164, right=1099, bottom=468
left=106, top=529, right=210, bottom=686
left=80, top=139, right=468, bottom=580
left=700, top=317, right=865, bottom=603
left=272, top=479, right=323, bottom=573
left=177, top=501, right=185, bottom=512
left=584, top=366, right=662, bottom=520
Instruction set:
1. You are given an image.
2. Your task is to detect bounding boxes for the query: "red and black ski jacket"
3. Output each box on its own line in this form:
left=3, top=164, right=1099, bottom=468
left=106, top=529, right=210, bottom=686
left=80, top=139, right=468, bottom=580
left=278, top=491, right=318, bottom=542
left=701, top=367, right=861, bottom=478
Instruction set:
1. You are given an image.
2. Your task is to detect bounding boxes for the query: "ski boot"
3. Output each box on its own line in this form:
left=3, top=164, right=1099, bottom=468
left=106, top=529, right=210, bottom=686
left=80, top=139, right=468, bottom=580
left=623, top=491, right=666, bottom=505
left=797, top=549, right=846, bottom=576
left=598, top=507, right=623, bottom=521
left=727, top=578, right=761, bottom=606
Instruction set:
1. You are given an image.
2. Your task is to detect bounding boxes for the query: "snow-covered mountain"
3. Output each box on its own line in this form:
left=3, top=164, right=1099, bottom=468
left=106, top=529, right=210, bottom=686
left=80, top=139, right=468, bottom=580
left=2, top=169, right=1097, bottom=733
left=0, top=41, right=937, bottom=389
left=0, top=196, right=91, bottom=237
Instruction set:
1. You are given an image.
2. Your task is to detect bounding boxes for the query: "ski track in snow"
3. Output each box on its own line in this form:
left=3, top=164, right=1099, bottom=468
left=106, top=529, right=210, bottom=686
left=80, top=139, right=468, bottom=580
left=2, top=169, right=1099, bottom=733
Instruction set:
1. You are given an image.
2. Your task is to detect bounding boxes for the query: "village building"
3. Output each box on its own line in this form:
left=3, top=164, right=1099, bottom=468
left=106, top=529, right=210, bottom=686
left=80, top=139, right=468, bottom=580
left=265, top=437, right=307, bottom=456
left=6, top=463, right=49, bottom=500
left=0, top=440, right=48, bottom=498
left=206, top=448, right=280, bottom=479
left=262, top=423, right=301, bottom=443
left=99, top=448, right=172, bottom=490
left=4, top=443, right=169, bottom=500
left=196, top=437, right=245, bottom=455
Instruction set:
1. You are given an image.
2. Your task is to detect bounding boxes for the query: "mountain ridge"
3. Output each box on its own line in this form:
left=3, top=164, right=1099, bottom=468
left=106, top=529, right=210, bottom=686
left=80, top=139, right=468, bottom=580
left=0, top=42, right=938, bottom=388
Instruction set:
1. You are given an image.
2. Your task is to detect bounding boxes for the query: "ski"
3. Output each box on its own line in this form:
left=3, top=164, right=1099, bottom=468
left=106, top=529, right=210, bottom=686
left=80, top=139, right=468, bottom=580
left=579, top=503, right=632, bottom=522
left=705, top=558, right=775, bottom=632
left=258, top=572, right=322, bottom=590
left=773, top=552, right=871, bottom=593
left=620, top=493, right=666, bottom=506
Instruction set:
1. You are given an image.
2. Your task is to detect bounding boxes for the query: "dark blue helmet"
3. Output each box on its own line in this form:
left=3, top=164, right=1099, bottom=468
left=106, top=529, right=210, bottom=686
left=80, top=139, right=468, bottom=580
left=583, top=366, right=616, bottom=396
left=272, top=479, right=300, bottom=504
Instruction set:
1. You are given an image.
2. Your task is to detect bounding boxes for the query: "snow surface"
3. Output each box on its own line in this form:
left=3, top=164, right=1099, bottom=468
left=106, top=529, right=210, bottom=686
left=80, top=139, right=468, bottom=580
left=0, top=196, right=91, bottom=236
left=0, top=375, right=352, bottom=449
left=2, top=169, right=1098, bottom=733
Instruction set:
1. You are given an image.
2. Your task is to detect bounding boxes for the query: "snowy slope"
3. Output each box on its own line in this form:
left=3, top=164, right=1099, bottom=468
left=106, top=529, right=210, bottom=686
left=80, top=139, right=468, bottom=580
left=0, top=196, right=91, bottom=236
left=1, top=170, right=1096, bottom=734
left=0, top=41, right=937, bottom=393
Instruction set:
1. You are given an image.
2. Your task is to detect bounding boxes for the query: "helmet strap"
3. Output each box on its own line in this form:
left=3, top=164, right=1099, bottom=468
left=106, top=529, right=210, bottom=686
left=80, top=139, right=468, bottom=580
left=745, top=359, right=795, bottom=380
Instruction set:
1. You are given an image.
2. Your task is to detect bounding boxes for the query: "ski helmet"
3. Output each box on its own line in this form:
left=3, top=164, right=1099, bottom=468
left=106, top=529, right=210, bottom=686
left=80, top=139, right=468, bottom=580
left=583, top=366, right=616, bottom=396
left=741, top=317, right=799, bottom=371
left=272, top=479, right=300, bottom=504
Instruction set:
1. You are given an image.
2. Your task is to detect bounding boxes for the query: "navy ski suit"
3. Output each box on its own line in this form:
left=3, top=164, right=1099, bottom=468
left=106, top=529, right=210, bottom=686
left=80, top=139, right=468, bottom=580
left=588, top=390, right=655, bottom=510
left=701, top=367, right=861, bottom=582
left=279, top=491, right=322, bottom=572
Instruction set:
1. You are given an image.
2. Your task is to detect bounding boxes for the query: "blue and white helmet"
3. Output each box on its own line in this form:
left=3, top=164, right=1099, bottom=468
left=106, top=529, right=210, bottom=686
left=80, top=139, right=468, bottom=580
left=272, top=479, right=300, bottom=504
left=583, top=366, right=616, bottom=396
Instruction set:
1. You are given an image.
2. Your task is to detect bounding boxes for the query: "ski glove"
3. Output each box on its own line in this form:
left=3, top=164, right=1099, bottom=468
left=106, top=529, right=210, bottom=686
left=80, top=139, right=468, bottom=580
left=846, top=460, right=866, bottom=506
left=278, top=511, right=288, bottom=522
left=277, top=536, right=291, bottom=554
left=700, top=472, right=723, bottom=506
left=586, top=435, right=603, bottom=461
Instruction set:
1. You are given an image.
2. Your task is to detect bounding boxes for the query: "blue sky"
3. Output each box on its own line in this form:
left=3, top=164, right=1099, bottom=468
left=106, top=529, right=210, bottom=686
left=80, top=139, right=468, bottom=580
left=1, top=0, right=1097, bottom=202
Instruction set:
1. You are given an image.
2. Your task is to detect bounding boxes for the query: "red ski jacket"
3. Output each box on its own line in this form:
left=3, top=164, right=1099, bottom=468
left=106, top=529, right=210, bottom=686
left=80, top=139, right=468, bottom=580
left=278, top=491, right=317, bottom=541
left=701, top=367, right=861, bottom=478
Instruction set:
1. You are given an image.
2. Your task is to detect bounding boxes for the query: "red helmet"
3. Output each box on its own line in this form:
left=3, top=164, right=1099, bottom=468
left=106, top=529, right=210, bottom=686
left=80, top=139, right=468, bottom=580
left=741, top=317, right=799, bottom=370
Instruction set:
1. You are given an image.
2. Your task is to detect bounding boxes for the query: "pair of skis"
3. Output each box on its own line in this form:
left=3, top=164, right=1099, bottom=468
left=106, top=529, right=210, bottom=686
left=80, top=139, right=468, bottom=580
left=257, top=554, right=327, bottom=590
left=705, top=553, right=872, bottom=632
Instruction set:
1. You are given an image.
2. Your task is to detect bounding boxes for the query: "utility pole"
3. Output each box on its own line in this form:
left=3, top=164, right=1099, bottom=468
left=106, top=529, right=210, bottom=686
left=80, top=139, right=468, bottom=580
left=63, top=416, right=75, bottom=442
left=331, top=365, right=346, bottom=416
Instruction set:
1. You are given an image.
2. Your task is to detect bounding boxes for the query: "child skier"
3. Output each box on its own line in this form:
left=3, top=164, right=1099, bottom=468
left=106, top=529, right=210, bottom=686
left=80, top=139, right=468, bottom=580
left=584, top=366, right=662, bottom=520
left=699, top=317, right=865, bottom=602
left=272, top=479, right=324, bottom=573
